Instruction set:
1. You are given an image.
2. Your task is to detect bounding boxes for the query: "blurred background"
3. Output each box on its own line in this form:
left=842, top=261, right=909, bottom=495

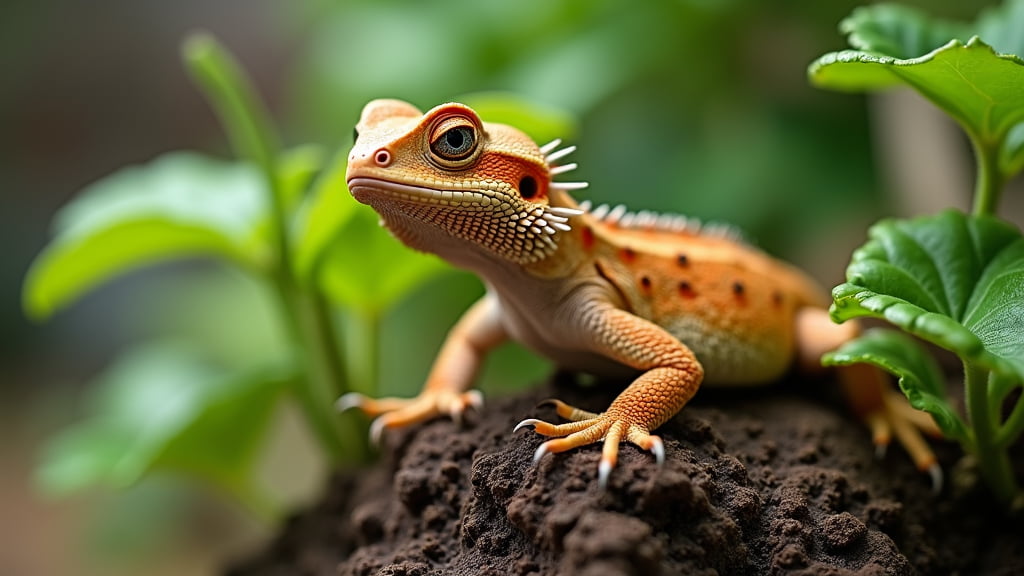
left=2, top=1, right=1017, bottom=575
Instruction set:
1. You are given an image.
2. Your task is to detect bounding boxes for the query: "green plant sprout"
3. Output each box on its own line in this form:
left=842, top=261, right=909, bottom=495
left=24, top=33, right=573, bottom=518
left=809, top=1, right=1024, bottom=507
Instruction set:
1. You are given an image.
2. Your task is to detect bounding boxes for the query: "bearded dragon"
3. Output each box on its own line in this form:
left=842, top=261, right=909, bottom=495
left=338, top=99, right=941, bottom=489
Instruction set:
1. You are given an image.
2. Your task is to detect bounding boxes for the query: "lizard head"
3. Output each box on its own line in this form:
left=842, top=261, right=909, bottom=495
left=346, top=99, right=586, bottom=266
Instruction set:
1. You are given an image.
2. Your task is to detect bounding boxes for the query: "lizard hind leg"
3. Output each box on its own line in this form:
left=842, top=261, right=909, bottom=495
left=796, top=308, right=944, bottom=492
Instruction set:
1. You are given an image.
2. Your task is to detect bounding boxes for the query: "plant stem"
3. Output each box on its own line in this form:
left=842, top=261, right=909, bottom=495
left=965, top=362, right=1019, bottom=504
left=184, top=34, right=352, bottom=465
left=969, top=133, right=1003, bottom=216
left=344, top=309, right=382, bottom=396
left=994, top=385, right=1024, bottom=449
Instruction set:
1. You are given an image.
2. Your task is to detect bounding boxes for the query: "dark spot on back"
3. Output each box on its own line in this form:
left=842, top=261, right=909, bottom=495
left=733, top=281, right=745, bottom=296
left=772, top=290, right=784, bottom=307
left=640, top=276, right=652, bottom=291
left=679, top=281, right=696, bottom=299
left=677, top=254, right=689, bottom=267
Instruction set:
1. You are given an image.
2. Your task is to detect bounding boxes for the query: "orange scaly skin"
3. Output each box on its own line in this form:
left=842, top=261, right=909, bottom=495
left=339, top=99, right=942, bottom=489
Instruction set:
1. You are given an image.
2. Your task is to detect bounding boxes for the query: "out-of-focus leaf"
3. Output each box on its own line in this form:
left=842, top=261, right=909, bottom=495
left=36, top=344, right=293, bottom=510
left=831, top=210, right=1024, bottom=381
left=291, top=150, right=354, bottom=281
left=809, top=3, right=1024, bottom=183
left=278, top=145, right=325, bottom=215
left=317, top=207, right=449, bottom=314
left=459, top=92, right=577, bottom=145
left=1002, top=122, right=1024, bottom=177
left=838, top=4, right=967, bottom=60
left=810, top=38, right=1024, bottom=142
left=23, top=152, right=270, bottom=320
left=823, top=329, right=967, bottom=441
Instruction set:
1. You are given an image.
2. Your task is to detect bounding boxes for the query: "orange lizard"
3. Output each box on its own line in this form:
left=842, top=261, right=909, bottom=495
left=338, top=99, right=942, bottom=489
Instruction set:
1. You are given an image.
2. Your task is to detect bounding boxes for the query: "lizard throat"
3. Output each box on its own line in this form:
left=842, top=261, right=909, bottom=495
left=347, top=177, right=574, bottom=265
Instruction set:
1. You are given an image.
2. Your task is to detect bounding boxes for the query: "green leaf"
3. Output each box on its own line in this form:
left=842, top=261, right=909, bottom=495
left=317, top=207, right=449, bottom=314
left=458, top=91, right=577, bottom=145
left=810, top=38, right=1024, bottom=143
left=809, top=2, right=1024, bottom=186
left=823, top=329, right=967, bottom=442
left=831, top=210, right=1024, bottom=382
left=183, top=34, right=281, bottom=199
left=24, top=152, right=271, bottom=320
left=36, top=344, right=292, bottom=512
left=839, top=4, right=967, bottom=60
left=278, top=145, right=326, bottom=215
left=290, top=150, right=355, bottom=281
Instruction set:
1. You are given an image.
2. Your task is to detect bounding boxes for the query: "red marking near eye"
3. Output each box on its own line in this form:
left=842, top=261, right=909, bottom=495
left=581, top=226, right=594, bottom=250
left=619, top=247, right=636, bottom=262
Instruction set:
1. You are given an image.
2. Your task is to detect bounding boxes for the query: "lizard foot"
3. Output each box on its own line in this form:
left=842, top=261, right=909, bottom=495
left=337, top=390, right=483, bottom=445
left=514, top=399, right=664, bottom=489
left=865, top=388, right=944, bottom=493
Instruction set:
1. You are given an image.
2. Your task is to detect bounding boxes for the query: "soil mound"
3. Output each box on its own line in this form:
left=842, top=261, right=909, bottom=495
left=230, top=375, right=1023, bottom=575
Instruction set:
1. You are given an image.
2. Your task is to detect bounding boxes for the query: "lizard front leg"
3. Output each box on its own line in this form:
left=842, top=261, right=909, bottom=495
left=515, top=300, right=704, bottom=487
left=338, top=293, right=508, bottom=443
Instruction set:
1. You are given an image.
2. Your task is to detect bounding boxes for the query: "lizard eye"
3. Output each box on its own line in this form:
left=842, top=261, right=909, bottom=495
left=429, top=116, right=478, bottom=164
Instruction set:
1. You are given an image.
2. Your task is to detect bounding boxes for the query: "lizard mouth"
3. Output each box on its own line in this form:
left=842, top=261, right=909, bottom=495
left=347, top=177, right=500, bottom=210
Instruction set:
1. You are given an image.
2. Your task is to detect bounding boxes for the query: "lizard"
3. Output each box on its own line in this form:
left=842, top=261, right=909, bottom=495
left=338, top=98, right=942, bottom=489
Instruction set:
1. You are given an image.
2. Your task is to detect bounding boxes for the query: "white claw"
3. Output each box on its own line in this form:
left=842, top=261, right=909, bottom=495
left=598, top=460, right=613, bottom=490
left=875, top=443, right=888, bottom=460
left=369, top=416, right=388, bottom=447
left=513, top=418, right=542, bottom=433
left=650, top=437, right=665, bottom=466
left=533, top=443, right=549, bottom=463
left=335, top=392, right=365, bottom=412
left=465, top=390, right=484, bottom=410
left=928, top=464, right=944, bottom=495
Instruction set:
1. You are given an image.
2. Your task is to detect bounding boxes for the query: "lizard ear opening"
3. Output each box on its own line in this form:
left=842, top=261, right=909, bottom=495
left=519, top=175, right=538, bottom=199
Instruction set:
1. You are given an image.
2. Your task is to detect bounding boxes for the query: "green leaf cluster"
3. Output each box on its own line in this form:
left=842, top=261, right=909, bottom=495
left=24, top=34, right=574, bottom=514
left=809, top=0, right=1024, bottom=215
left=812, top=1, right=1024, bottom=506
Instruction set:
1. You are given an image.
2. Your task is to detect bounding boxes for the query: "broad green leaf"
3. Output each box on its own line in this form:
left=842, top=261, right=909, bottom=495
left=36, top=344, right=292, bottom=507
left=459, top=91, right=577, bottom=145
left=810, top=2, right=1024, bottom=184
left=24, top=152, right=270, bottom=320
left=317, top=207, right=449, bottom=314
left=810, top=37, right=1024, bottom=143
left=831, top=210, right=1024, bottom=382
left=823, top=329, right=967, bottom=442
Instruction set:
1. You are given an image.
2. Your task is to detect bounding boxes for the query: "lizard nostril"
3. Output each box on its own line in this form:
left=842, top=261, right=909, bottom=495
left=374, top=149, right=392, bottom=167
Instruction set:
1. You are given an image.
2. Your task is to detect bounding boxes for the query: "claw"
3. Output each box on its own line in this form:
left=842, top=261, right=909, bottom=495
left=649, top=436, right=665, bottom=466
left=598, top=460, right=613, bottom=490
left=514, top=418, right=542, bottom=433
left=533, top=443, right=549, bottom=463
left=335, top=392, right=365, bottom=412
left=465, top=390, right=484, bottom=410
left=369, top=416, right=387, bottom=447
left=875, top=442, right=888, bottom=460
left=928, top=463, right=944, bottom=494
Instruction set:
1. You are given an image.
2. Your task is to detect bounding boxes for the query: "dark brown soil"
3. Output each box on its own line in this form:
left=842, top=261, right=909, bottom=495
left=230, top=373, right=1023, bottom=575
